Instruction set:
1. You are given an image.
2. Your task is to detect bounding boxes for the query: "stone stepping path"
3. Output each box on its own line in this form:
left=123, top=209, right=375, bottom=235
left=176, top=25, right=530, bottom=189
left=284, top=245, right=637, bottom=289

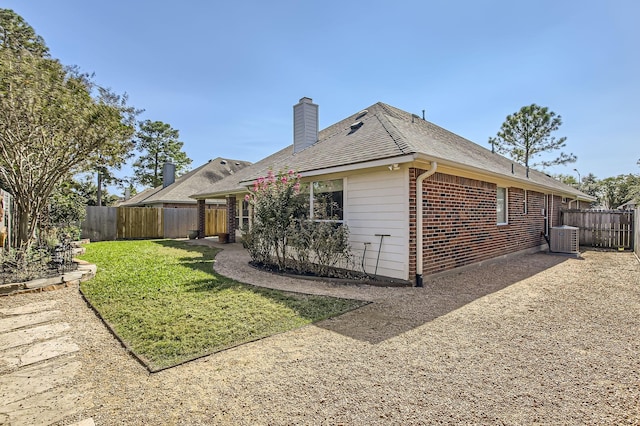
left=0, top=299, right=93, bottom=425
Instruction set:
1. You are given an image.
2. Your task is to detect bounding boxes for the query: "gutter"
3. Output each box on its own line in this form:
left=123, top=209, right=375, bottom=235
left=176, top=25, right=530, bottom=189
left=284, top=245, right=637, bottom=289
left=415, top=161, right=438, bottom=287
left=412, top=153, right=595, bottom=203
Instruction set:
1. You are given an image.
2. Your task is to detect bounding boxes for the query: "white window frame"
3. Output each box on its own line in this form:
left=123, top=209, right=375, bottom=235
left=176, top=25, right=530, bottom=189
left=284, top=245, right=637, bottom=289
left=497, top=186, right=508, bottom=225
left=308, top=178, right=344, bottom=223
left=523, top=189, right=528, bottom=215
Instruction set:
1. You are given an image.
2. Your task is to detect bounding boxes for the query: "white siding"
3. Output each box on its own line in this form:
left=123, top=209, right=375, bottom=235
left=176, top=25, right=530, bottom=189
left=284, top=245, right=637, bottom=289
left=346, top=169, right=409, bottom=280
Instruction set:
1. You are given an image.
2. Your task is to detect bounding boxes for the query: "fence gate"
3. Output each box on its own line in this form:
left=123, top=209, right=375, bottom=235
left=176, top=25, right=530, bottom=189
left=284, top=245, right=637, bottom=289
left=562, top=209, right=634, bottom=249
left=205, top=209, right=226, bottom=236
left=117, top=207, right=163, bottom=239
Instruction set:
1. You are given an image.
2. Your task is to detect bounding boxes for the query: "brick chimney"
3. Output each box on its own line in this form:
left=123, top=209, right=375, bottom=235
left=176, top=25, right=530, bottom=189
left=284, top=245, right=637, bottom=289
left=293, top=97, right=318, bottom=153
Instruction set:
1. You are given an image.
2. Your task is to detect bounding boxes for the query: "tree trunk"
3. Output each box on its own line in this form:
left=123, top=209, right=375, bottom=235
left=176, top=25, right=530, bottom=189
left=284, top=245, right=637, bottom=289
left=13, top=198, right=36, bottom=250
left=97, top=172, right=103, bottom=207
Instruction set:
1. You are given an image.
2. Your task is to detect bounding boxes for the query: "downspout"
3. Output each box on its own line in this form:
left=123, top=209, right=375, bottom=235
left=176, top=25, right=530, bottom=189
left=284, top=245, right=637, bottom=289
left=415, top=162, right=438, bottom=287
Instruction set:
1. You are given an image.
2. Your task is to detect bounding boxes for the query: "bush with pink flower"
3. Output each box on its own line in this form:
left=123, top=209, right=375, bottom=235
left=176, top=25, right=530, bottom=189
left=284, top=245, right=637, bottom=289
left=242, top=169, right=352, bottom=276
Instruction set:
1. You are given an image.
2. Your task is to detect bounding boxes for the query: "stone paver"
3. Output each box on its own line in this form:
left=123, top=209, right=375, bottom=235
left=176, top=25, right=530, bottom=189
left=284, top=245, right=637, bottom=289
left=0, top=310, right=61, bottom=333
left=1, top=381, right=93, bottom=426
left=0, top=296, right=92, bottom=426
left=0, top=359, right=82, bottom=404
left=2, top=335, right=79, bottom=369
left=0, top=322, right=70, bottom=350
left=0, top=300, right=58, bottom=316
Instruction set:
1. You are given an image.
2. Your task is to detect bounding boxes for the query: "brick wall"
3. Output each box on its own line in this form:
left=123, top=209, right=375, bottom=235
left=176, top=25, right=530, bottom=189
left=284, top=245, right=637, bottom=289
left=197, top=199, right=205, bottom=239
left=226, top=196, right=237, bottom=243
left=409, top=169, right=552, bottom=278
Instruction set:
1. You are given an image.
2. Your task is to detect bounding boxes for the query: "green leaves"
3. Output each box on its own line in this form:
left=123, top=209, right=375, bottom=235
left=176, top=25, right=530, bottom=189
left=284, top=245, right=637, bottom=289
left=0, top=9, right=137, bottom=247
left=489, top=103, right=576, bottom=169
left=0, top=9, right=48, bottom=56
left=132, top=120, right=192, bottom=188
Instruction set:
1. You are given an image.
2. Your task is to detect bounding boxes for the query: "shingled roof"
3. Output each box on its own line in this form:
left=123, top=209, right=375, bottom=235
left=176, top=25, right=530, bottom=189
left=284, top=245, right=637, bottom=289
left=192, top=102, right=594, bottom=201
left=122, top=157, right=251, bottom=206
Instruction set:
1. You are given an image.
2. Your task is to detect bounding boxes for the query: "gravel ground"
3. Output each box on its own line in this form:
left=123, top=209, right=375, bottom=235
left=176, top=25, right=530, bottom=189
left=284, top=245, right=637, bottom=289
left=2, top=244, right=639, bottom=425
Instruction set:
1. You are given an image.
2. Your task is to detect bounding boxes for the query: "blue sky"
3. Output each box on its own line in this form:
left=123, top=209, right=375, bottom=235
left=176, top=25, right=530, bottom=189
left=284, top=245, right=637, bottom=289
left=4, top=1, right=639, bottom=191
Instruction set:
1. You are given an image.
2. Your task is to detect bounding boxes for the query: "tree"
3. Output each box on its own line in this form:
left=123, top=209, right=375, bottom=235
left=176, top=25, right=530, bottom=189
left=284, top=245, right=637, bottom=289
left=599, top=174, right=640, bottom=209
left=580, top=173, right=600, bottom=200
left=132, top=120, right=192, bottom=188
left=68, top=175, right=119, bottom=207
left=45, top=179, right=89, bottom=241
left=488, top=104, right=576, bottom=169
left=87, top=87, right=140, bottom=206
left=0, top=10, right=136, bottom=248
left=553, top=173, right=578, bottom=187
left=0, top=9, right=48, bottom=56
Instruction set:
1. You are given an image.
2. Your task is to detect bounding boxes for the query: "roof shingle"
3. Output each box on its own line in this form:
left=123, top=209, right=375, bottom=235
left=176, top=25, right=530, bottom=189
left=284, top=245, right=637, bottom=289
left=191, top=102, right=593, bottom=201
left=122, top=157, right=251, bottom=206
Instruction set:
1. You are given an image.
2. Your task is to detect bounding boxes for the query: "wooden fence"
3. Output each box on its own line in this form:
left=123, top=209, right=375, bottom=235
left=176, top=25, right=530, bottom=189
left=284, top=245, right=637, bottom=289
left=635, top=207, right=639, bottom=258
left=562, top=209, right=634, bottom=249
left=82, top=206, right=227, bottom=241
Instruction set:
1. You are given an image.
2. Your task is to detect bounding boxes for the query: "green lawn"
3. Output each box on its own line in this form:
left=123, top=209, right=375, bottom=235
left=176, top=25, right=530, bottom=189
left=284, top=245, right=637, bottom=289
left=79, top=240, right=366, bottom=371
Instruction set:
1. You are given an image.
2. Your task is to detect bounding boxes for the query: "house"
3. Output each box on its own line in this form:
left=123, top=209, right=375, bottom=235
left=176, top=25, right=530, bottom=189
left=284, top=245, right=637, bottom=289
left=120, top=157, right=251, bottom=209
left=192, top=98, right=595, bottom=285
left=0, top=188, right=10, bottom=247
left=618, top=200, right=637, bottom=211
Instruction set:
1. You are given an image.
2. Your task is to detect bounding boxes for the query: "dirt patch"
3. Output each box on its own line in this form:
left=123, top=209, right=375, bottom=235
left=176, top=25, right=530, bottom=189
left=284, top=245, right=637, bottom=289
left=2, top=247, right=638, bottom=425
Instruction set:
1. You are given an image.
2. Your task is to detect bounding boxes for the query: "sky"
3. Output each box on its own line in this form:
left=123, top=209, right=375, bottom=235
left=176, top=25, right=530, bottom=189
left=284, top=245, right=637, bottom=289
left=4, top=0, right=639, bottom=193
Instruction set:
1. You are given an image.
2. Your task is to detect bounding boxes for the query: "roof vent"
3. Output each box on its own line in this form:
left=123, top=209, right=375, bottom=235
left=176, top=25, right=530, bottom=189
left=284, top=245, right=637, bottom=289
left=220, top=160, right=227, bottom=165
left=356, top=109, right=368, bottom=119
left=350, top=121, right=363, bottom=130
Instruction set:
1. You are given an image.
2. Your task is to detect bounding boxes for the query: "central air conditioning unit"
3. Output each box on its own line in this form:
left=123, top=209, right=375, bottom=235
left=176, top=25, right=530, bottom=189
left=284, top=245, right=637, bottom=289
left=550, top=225, right=579, bottom=254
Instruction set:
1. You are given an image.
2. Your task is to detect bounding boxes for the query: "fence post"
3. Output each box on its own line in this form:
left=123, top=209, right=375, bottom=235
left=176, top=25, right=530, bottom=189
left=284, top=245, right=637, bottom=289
left=635, top=207, right=639, bottom=258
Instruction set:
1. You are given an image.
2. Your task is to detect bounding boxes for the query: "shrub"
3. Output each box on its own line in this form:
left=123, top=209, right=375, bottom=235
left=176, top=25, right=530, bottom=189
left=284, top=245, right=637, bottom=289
left=242, top=170, right=352, bottom=277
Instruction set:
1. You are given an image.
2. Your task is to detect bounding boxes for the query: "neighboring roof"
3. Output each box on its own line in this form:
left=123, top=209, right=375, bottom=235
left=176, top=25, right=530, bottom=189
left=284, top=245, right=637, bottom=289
left=192, top=102, right=595, bottom=201
left=118, top=186, right=155, bottom=206
left=121, top=157, right=251, bottom=206
left=618, top=200, right=637, bottom=209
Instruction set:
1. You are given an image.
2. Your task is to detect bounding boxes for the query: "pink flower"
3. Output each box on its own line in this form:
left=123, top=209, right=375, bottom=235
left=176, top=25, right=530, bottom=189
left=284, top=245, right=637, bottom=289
left=244, top=194, right=250, bottom=202
left=288, top=169, right=295, bottom=175
left=281, top=176, right=288, bottom=183
left=293, top=183, right=300, bottom=192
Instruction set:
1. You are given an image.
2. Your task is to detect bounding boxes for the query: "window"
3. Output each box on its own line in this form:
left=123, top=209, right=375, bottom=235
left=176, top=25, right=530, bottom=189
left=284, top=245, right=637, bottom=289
left=523, top=190, right=528, bottom=215
left=311, top=179, right=343, bottom=221
left=235, top=199, right=250, bottom=228
left=497, top=187, right=508, bottom=224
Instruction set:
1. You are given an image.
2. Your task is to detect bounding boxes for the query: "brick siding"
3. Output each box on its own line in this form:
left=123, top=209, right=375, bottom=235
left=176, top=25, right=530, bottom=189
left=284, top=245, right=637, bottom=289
left=409, top=169, right=560, bottom=278
left=226, top=196, right=237, bottom=243
left=197, top=199, right=206, bottom=239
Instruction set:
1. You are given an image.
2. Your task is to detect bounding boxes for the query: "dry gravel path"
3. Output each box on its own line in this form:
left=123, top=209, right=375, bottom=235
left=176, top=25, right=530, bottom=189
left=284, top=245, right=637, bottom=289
left=1, top=243, right=638, bottom=425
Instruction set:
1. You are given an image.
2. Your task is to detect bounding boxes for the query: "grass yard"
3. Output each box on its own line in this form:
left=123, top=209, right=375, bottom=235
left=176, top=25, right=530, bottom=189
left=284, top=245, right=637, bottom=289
left=79, top=240, right=367, bottom=371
